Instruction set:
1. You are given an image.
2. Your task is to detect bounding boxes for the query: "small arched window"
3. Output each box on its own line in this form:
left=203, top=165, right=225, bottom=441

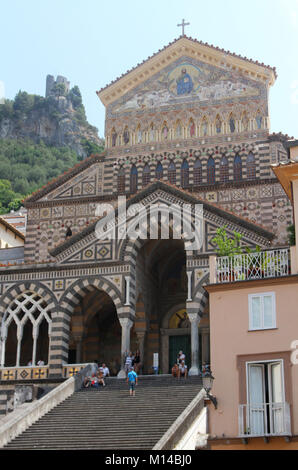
left=207, top=157, right=215, bottom=185
left=229, top=115, right=236, bottom=133
left=130, top=165, right=138, bottom=193
left=215, top=116, right=222, bottom=134
left=234, top=154, right=242, bottom=181
left=123, top=127, right=130, bottom=145
left=220, top=156, right=229, bottom=183
left=247, top=152, right=256, bottom=180
left=181, top=160, right=189, bottom=188
left=168, top=161, right=176, bottom=185
left=117, top=167, right=126, bottom=194
left=111, top=129, right=117, bottom=147
left=193, top=159, right=202, bottom=186
left=142, top=164, right=151, bottom=187
left=156, top=162, right=163, bottom=180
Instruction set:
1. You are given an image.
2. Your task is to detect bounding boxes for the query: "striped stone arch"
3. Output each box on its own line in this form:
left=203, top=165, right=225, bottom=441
left=192, top=273, right=209, bottom=316
left=118, top=204, right=201, bottom=265
left=0, top=281, right=58, bottom=321
left=59, top=277, right=123, bottom=317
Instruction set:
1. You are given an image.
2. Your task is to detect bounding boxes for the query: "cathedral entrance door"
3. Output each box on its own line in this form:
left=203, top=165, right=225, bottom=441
left=169, top=335, right=191, bottom=373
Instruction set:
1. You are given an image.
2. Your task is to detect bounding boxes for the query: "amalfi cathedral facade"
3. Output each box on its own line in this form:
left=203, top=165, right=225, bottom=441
left=0, top=36, right=294, bottom=405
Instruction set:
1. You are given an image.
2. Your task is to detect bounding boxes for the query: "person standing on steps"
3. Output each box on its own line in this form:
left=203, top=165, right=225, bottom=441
left=127, top=367, right=138, bottom=396
left=124, top=351, right=133, bottom=377
left=132, top=350, right=141, bottom=374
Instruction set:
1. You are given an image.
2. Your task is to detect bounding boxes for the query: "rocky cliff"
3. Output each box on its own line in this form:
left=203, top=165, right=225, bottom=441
left=0, top=78, right=103, bottom=158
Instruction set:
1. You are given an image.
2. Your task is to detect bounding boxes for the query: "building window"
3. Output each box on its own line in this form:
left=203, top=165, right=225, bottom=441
left=207, top=157, right=215, bottom=185
left=168, top=162, right=176, bottom=185
left=193, top=159, right=202, bottom=186
left=130, top=165, right=138, bottom=193
left=220, top=156, right=229, bottom=183
left=234, top=154, right=242, bottom=181
left=1, top=291, right=52, bottom=367
left=117, top=167, right=125, bottom=194
left=243, top=360, right=287, bottom=436
left=156, top=162, right=163, bottom=180
left=247, top=152, right=256, bottom=180
left=248, top=292, right=276, bottom=331
left=181, top=159, right=189, bottom=188
left=142, top=164, right=150, bottom=187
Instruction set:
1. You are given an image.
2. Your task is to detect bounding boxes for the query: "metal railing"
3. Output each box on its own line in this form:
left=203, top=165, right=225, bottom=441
left=239, top=402, right=291, bottom=437
left=216, top=249, right=289, bottom=283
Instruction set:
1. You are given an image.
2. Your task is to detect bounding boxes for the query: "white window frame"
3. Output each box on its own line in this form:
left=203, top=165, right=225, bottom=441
left=248, top=292, right=276, bottom=331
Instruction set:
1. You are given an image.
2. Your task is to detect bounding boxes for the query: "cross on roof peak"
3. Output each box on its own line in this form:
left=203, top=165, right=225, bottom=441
left=177, top=19, right=190, bottom=36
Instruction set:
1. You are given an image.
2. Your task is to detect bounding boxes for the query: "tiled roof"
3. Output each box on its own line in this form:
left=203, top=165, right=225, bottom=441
left=97, top=35, right=277, bottom=94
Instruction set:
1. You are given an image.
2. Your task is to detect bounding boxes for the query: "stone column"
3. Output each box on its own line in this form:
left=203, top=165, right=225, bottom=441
left=187, top=312, right=200, bottom=376
left=117, top=317, right=133, bottom=378
left=124, top=277, right=131, bottom=306
left=0, top=329, right=7, bottom=367
left=187, top=271, right=192, bottom=302
left=16, top=325, right=23, bottom=367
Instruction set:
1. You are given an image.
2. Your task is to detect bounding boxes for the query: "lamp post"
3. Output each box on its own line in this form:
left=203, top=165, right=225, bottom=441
left=203, top=371, right=217, bottom=409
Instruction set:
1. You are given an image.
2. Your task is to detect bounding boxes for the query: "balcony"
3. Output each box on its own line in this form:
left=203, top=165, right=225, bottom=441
left=215, top=249, right=290, bottom=284
left=239, top=402, right=291, bottom=438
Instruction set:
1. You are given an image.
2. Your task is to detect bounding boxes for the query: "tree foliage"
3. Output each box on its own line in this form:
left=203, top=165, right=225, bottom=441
left=212, top=226, right=243, bottom=257
left=0, top=138, right=80, bottom=213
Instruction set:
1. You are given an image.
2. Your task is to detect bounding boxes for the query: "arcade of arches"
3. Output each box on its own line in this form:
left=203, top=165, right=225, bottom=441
left=0, top=240, right=210, bottom=376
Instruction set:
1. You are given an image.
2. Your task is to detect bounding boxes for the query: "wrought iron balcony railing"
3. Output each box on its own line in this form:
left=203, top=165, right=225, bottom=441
left=239, top=402, right=291, bottom=437
left=216, top=249, right=289, bottom=283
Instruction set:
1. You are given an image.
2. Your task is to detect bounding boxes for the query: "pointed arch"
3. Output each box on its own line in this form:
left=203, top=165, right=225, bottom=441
left=229, top=113, right=236, bottom=133
left=181, top=159, right=189, bottom=188
left=220, top=156, right=229, bottom=183
left=111, top=128, right=117, bottom=147
left=215, top=115, right=222, bottom=134
left=130, top=165, right=138, bottom=193
left=234, top=154, right=242, bottom=181
left=168, top=161, right=176, bottom=185
left=189, top=118, right=195, bottom=138
left=247, top=152, right=256, bottom=179
left=123, top=126, right=130, bottom=145
left=136, top=124, right=142, bottom=144
left=117, top=166, right=126, bottom=194
left=201, top=117, right=208, bottom=137
left=155, top=162, right=163, bottom=180
left=142, top=163, right=151, bottom=187
left=162, top=122, right=169, bottom=141
left=207, top=156, right=215, bottom=185
left=193, top=158, right=202, bottom=185
left=175, top=120, right=182, bottom=139
left=256, top=110, right=263, bottom=130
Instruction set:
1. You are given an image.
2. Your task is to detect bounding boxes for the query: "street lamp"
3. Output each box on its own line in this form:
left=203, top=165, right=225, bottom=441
left=203, top=371, right=217, bottom=409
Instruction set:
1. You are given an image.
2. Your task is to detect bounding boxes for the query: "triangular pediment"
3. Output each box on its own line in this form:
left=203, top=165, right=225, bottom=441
left=50, top=181, right=274, bottom=265
left=24, top=154, right=105, bottom=204
left=97, top=36, right=276, bottom=108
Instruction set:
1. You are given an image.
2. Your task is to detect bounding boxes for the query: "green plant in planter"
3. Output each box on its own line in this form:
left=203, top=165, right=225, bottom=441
left=212, top=226, right=243, bottom=257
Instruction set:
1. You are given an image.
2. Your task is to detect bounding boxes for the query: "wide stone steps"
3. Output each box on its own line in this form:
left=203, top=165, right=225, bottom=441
left=4, top=376, right=202, bottom=450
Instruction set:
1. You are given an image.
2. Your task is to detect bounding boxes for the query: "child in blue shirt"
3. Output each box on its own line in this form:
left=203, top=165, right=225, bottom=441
left=127, top=368, right=138, bottom=396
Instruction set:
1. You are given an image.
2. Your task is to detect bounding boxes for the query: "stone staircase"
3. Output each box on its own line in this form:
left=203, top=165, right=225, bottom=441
left=3, top=375, right=203, bottom=450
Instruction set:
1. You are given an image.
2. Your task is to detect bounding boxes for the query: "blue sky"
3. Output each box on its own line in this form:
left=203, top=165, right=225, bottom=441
left=1, top=0, right=298, bottom=138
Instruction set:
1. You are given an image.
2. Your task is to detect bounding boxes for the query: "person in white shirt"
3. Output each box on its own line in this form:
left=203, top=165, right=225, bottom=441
left=178, top=360, right=188, bottom=379
left=100, top=363, right=110, bottom=377
left=37, top=360, right=45, bottom=366
left=177, top=350, right=186, bottom=364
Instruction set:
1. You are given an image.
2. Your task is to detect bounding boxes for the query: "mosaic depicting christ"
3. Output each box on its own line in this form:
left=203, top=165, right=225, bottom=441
left=176, top=68, right=193, bottom=95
